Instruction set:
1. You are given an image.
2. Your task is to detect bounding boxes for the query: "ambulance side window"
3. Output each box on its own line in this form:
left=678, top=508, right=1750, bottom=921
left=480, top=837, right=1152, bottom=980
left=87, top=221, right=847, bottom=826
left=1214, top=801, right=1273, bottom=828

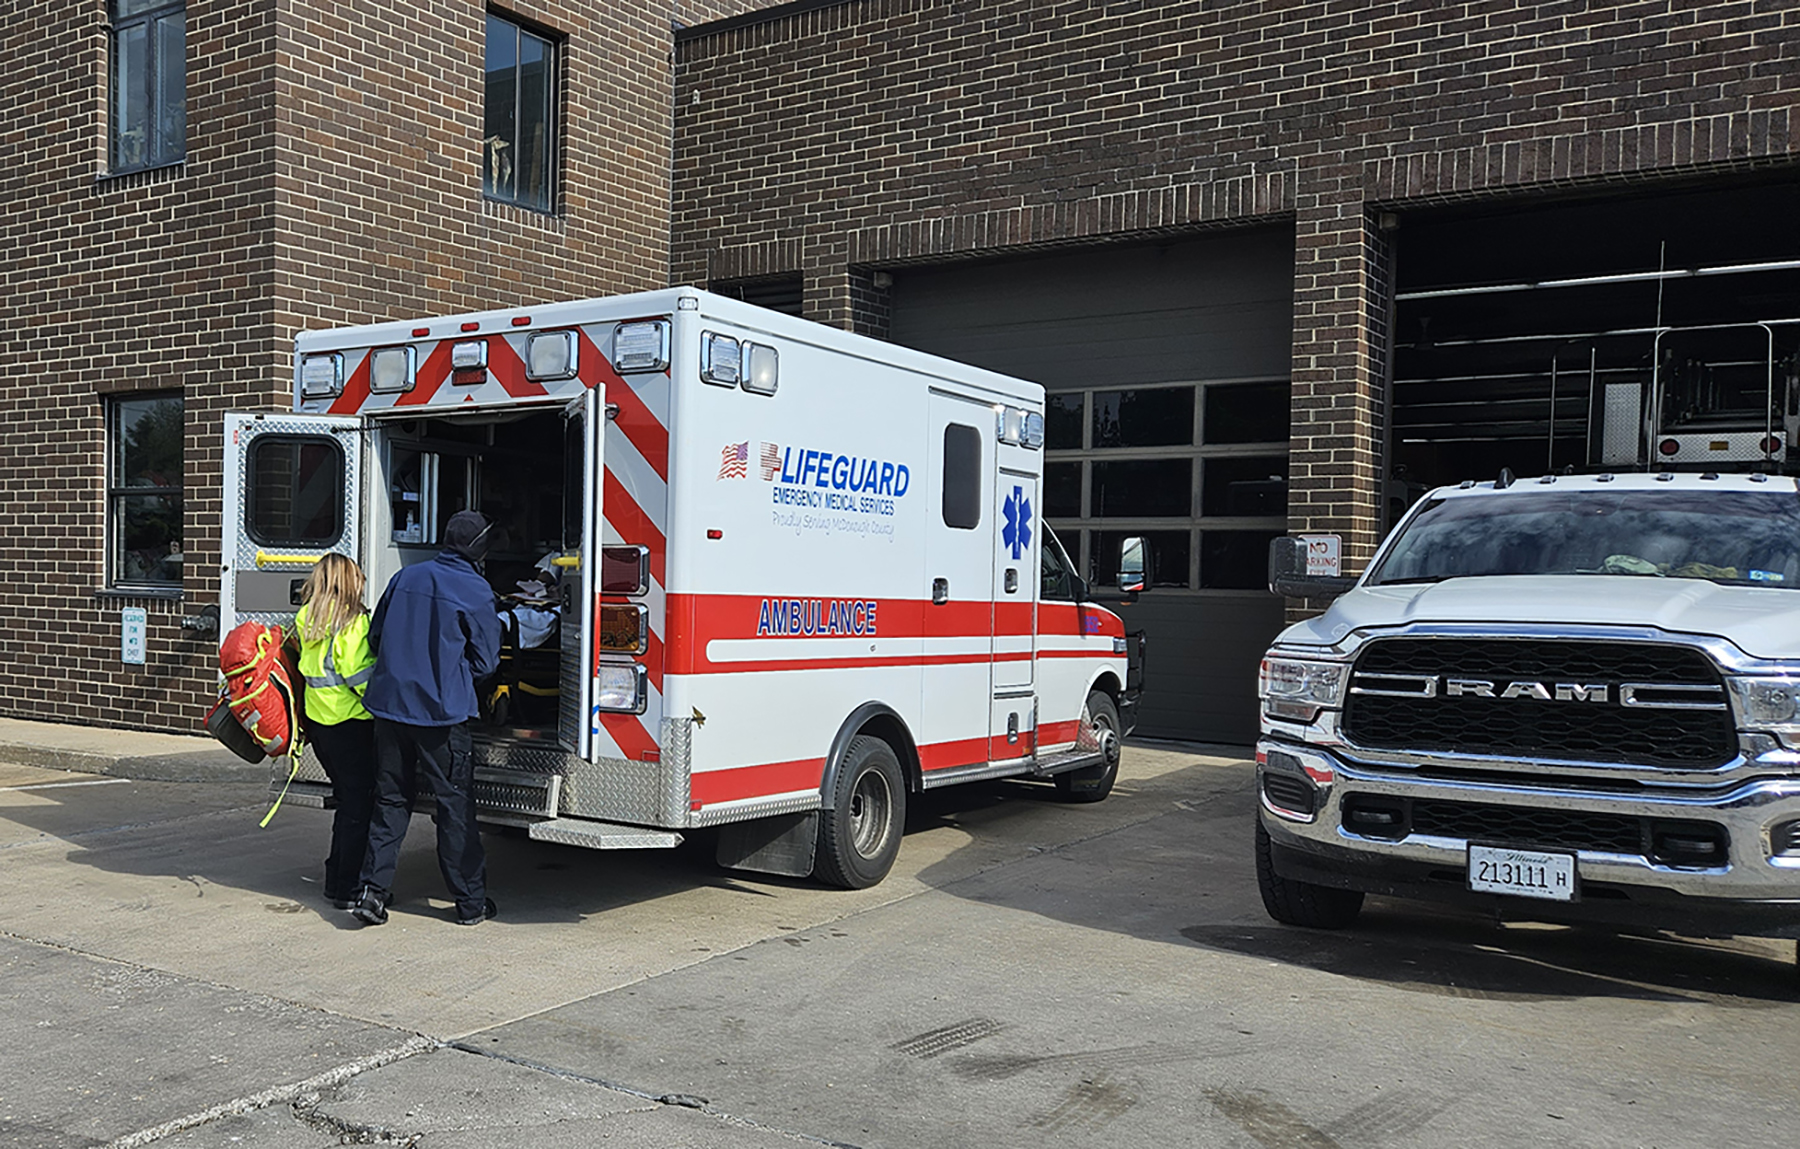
left=246, top=435, right=345, bottom=546
left=1042, top=530, right=1077, bottom=601
left=942, top=424, right=982, bottom=529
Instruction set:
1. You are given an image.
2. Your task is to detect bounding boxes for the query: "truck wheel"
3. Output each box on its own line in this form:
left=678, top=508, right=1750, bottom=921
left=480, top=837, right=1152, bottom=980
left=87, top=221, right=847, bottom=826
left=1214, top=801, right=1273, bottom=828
left=1255, top=818, right=1363, bottom=929
left=1055, top=691, right=1122, bottom=803
left=814, top=735, right=907, bottom=889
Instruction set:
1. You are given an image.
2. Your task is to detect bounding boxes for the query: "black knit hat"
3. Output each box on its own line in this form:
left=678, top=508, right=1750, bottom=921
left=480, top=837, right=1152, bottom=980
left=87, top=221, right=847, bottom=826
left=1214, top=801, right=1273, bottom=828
left=444, top=510, right=493, bottom=562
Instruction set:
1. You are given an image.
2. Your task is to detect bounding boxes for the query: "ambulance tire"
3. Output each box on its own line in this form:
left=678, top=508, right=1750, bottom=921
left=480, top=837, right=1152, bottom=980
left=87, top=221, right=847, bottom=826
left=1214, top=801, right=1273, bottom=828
left=1054, top=691, right=1122, bottom=803
left=814, top=735, right=907, bottom=890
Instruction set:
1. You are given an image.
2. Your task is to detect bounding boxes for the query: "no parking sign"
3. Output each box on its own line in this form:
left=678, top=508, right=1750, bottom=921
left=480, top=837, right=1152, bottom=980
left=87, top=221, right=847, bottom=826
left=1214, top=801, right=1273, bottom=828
left=1299, top=534, right=1340, bottom=578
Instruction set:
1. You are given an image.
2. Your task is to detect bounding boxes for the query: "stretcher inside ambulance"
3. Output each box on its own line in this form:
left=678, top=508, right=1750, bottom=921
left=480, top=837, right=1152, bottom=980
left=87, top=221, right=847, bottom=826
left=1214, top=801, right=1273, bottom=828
left=221, top=289, right=1141, bottom=888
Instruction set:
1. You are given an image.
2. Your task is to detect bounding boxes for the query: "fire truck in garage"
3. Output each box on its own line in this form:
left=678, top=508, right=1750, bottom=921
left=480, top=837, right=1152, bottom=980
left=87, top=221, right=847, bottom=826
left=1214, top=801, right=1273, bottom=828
left=222, top=289, right=1140, bottom=888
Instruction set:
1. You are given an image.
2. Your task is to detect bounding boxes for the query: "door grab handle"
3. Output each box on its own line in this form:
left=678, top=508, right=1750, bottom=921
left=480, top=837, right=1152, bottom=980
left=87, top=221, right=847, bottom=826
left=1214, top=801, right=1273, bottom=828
left=931, top=577, right=950, bottom=605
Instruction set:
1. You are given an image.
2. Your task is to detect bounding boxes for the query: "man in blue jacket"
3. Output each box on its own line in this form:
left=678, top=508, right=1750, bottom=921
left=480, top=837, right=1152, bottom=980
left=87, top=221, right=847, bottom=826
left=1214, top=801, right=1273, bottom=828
left=353, top=510, right=503, bottom=927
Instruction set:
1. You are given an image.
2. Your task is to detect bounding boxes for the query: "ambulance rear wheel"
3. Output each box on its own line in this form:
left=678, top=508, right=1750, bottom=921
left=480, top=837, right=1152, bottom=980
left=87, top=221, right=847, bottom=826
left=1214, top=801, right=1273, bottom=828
left=1055, top=691, right=1121, bottom=803
left=815, top=735, right=906, bottom=889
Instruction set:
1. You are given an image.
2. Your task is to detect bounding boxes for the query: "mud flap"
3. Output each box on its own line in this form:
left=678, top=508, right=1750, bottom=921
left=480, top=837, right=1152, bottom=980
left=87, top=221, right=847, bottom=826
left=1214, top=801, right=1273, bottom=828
left=717, top=811, right=819, bottom=878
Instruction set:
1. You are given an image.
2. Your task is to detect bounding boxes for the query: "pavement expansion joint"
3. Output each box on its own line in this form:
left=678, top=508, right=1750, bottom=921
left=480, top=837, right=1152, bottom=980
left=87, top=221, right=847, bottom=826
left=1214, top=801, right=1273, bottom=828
left=102, top=1035, right=439, bottom=1148
left=448, top=1040, right=865, bottom=1148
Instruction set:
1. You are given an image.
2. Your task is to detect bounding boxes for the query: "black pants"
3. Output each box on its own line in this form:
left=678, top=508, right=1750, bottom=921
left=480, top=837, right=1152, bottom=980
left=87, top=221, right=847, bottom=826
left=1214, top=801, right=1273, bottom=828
left=359, top=718, right=487, bottom=918
left=307, top=718, right=376, bottom=901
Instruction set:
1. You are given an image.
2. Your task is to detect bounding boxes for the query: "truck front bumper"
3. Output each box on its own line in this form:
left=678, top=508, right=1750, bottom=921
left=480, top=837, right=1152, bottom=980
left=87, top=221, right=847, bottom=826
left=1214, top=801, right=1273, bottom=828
left=1257, top=741, right=1800, bottom=938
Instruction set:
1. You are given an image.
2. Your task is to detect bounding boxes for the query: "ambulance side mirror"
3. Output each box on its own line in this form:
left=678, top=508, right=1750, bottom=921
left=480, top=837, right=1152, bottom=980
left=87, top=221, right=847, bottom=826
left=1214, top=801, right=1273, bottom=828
left=1118, top=536, right=1149, bottom=603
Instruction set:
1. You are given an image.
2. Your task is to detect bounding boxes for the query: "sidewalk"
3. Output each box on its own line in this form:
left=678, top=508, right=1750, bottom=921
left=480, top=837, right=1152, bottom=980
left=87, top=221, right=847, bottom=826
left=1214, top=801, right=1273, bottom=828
left=0, top=715, right=264, bottom=783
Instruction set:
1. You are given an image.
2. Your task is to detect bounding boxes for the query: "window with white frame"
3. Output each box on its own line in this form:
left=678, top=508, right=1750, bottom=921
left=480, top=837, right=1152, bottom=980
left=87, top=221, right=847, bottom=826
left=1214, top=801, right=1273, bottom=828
left=483, top=13, right=558, bottom=212
left=1042, top=380, right=1290, bottom=593
left=109, top=0, right=185, bottom=173
left=108, top=393, right=184, bottom=589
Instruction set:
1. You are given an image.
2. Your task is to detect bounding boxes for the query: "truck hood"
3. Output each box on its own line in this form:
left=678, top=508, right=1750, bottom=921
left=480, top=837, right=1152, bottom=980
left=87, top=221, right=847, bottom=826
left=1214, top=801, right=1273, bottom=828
left=1277, top=575, right=1800, bottom=661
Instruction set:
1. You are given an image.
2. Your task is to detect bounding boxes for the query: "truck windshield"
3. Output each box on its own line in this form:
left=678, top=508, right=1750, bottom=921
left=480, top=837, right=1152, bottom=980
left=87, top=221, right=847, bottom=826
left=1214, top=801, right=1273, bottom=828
left=1370, top=488, right=1800, bottom=589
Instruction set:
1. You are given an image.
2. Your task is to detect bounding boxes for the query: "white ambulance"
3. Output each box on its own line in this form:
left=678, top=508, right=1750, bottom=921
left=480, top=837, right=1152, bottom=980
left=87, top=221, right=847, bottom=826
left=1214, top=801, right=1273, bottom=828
left=222, top=288, right=1141, bottom=887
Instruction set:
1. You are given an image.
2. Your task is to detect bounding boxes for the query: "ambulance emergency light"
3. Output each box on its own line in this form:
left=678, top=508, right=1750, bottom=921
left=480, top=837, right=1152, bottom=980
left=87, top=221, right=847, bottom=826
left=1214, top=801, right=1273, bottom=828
left=450, top=340, right=488, bottom=370
left=368, top=346, right=417, bottom=394
left=299, top=353, right=343, bottom=398
left=526, top=330, right=579, bottom=381
left=993, top=406, right=1044, bottom=450
left=700, top=332, right=740, bottom=387
left=742, top=343, right=779, bottom=395
left=594, top=662, right=648, bottom=714
left=613, top=321, right=669, bottom=373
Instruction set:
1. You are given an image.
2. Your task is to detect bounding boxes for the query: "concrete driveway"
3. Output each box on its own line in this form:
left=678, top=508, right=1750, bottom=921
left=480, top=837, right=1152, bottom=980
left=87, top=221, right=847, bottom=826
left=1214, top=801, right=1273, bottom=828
left=1, top=741, right=1795, bottom=1148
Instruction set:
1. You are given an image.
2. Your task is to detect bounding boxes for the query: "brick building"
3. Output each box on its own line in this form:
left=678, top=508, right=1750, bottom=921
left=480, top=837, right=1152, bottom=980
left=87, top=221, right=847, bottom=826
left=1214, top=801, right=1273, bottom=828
left=3, top=0, right=1798, bottom=744
left=0, top=0, right=756, bottom=735
left=671, top=0, right=1800, bottom=741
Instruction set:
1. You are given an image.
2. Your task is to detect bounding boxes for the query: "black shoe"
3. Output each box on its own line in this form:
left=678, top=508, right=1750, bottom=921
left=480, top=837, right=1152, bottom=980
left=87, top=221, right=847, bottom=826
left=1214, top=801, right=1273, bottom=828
left=455, top=898, right=498, bottom=926
left=327, top=894, right=359, bottom=911
left=352, top=888, right=389, bottom=926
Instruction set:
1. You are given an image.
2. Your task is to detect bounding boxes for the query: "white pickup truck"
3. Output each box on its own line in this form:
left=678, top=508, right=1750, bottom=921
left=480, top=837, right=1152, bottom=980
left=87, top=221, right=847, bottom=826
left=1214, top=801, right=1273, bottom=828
left=1257, top=471, right=1800, bottom=948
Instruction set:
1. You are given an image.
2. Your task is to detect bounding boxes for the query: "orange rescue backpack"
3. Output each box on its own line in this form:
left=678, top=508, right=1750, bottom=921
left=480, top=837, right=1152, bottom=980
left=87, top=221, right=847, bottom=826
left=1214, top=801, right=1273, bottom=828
left=214, top=620, right=302, bottom=760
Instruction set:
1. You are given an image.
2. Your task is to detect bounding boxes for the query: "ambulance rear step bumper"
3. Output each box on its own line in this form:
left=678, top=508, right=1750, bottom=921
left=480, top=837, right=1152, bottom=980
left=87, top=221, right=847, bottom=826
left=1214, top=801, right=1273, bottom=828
left=473, top=767, right=561, bottom=820
left=527, top=818, right=683, bottom=850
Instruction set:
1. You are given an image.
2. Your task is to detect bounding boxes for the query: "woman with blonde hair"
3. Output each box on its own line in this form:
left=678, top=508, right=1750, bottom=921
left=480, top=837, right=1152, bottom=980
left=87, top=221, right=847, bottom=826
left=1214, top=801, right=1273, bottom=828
left=291, top=553, right=378, bottom=910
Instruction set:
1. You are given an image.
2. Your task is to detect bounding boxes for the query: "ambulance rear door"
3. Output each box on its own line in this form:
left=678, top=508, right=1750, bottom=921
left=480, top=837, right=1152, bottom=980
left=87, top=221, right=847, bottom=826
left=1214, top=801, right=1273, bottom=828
left=562, top=385, right=603, bottom=760
left=220, top=412, right=365, bottom=637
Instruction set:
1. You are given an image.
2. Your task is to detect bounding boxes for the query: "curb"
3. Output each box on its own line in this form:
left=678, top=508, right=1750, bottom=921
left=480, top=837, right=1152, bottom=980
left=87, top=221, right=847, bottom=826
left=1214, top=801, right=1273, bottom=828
left=0, top=741, right=268, bottom=785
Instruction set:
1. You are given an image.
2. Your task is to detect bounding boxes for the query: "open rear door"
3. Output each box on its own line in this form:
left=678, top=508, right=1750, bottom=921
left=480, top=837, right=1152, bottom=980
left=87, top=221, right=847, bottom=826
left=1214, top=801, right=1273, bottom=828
left=221, top=412, right=364, bottom=637
left=559, top=387, right=603, bottom=758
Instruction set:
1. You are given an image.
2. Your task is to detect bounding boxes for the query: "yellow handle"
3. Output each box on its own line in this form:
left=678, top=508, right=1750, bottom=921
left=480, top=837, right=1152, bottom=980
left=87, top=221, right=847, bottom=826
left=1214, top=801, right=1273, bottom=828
left=552, top=555, right=580, bottom=568
left=255, top=551, right=326, bottom=569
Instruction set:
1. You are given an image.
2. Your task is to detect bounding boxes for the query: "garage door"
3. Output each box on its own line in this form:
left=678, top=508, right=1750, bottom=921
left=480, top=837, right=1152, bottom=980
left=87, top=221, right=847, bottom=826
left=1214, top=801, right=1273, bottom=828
left=886, top=229, right=1295, bottom=745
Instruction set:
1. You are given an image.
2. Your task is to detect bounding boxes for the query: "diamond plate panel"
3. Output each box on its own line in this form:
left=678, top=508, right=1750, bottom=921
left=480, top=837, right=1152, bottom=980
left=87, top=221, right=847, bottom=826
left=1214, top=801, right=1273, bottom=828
left=1601, top=382, right=1643, bottom=465
left=527, top=818, right=682, bottom=849
left=691, top=791, right=822, bottom=828
left=470, top=737, right=577, bottom=776
left=561, top=750, right=689, bottom=828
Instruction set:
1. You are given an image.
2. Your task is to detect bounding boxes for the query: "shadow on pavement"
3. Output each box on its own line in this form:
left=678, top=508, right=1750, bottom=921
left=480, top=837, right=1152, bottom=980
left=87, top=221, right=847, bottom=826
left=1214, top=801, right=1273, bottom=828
left=908, top=757, right=1800, bottom=1006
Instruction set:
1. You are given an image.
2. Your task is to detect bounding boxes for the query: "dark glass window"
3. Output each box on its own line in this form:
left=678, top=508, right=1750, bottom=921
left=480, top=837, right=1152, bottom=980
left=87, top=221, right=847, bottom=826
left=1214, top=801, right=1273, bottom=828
left=1202, top=456, right=1289, bottom=517
left=1091, top=530, right=1190, bottom=589
left=1046, top=392, right=1085, bottom=449
left=1203, top=382, right=1290, bottom=444
left=1044, top=462, right=1082, bottom=518
left=110, top=0, right=185, bottom=173
left=1041, top=528, right=1079, bottom=601
left=1090, top=459, right=1191, bottom=517
left=109, top=394, right=184, bottom=587
left=1202, top=530, right=1283, bottom=589
left=1091, top=388, right=1194, bottom=448
left=942, top=424, right=982, bottom=529
left=247, top=437, right=344, bottom=547
left=485, top=15, right=557, bottom=212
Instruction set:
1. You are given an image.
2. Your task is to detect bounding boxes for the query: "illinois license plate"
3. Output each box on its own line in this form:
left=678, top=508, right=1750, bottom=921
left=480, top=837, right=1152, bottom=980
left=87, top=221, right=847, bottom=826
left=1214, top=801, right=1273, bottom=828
left=1467, top=844, right=1576, bottom=902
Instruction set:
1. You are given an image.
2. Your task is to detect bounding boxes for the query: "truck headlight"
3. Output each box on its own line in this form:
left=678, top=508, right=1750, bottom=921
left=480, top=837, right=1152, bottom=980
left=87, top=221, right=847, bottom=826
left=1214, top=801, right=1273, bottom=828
left=1258, top=656, right=1348, bottom=723
left=1726, top=677, right=1800, bottom=734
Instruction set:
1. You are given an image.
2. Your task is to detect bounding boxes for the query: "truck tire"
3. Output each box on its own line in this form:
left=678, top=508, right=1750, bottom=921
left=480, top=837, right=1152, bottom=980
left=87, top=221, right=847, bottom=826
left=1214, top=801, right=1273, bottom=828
left=814, top=735, right=907, bottom=889
left=1055, top=691, right=1122, bottom=803
left=1255, top=818, right=1364, bottom=929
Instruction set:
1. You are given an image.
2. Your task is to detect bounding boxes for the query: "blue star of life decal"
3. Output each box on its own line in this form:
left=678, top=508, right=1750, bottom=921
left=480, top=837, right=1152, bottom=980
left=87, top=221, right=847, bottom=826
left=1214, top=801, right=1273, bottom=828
left=1003, top=484, right=1033, bottom=560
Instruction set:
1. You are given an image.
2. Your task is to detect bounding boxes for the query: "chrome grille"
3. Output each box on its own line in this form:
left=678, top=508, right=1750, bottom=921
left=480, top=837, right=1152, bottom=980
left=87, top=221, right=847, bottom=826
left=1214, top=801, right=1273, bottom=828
left=1342, top=638, right=1734, bottom=769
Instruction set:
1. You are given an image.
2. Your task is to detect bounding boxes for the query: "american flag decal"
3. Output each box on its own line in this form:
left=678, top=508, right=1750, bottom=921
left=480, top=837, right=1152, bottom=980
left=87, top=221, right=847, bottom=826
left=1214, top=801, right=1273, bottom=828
left=717, top=441, right=750, bottom=480
left=759, top=442, right=781, bottom=480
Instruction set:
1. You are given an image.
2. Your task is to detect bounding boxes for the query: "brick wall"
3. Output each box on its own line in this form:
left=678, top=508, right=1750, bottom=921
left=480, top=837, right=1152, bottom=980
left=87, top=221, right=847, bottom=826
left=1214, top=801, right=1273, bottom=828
left=0, top=0, right=687, bottom=733
left=673, top=0, right=1800, bottom=565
